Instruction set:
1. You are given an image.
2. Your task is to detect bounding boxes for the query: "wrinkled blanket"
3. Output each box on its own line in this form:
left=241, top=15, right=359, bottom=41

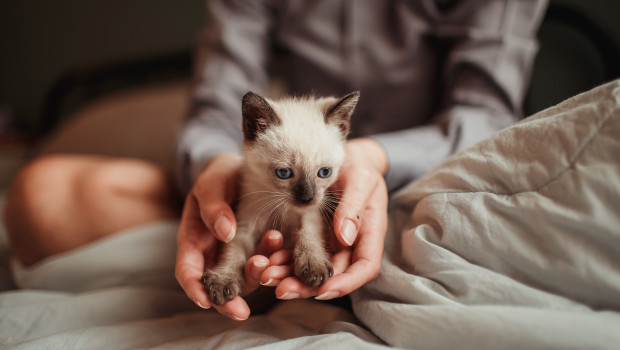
left=353, top=79, right=620, bottom=349
left=1, top=80, right=619, bottom=349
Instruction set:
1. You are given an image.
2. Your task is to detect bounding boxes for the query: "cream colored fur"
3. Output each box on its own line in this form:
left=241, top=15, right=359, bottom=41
left=202, top=91, right=359, bottom=306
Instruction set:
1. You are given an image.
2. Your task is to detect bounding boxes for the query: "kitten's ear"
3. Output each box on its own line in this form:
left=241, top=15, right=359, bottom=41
left=242, top=91, right=281, bottom=141
left=324, top=91, right=360, bottom=137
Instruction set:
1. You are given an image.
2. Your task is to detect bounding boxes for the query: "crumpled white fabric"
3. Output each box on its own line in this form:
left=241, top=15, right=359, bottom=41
left=352, top=79, right=620, bottom=349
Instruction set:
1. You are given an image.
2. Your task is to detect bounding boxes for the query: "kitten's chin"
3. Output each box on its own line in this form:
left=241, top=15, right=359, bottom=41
left=291, top=201, right=318, bottom=212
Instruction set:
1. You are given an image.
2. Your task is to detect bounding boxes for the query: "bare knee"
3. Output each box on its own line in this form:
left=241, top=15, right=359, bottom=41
left=4, top=155, right=81, bottom=264
left=5, top=155, right=76, bottom=226
left=7, top=155, right=177, bottom=219
left=79, top=158, right=177, bottom=204
left=4, top=155, right=179, bottom=266
left=74, top=157, right=181, bottom=224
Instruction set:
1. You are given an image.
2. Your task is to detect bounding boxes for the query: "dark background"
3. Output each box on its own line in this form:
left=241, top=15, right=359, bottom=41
left=1, top=0, right=619, bottom=138
left=0, top=0, right=204, bottom=136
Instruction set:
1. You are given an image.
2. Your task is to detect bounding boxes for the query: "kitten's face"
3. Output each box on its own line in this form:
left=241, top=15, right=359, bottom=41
left=241, top=91, right=359, bottom=209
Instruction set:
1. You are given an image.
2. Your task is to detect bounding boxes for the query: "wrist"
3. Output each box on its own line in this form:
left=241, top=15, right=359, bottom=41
left=347, top=138, right=388, bottom=175
left=196, top=153, right=243, bottom=193
left=205, top=153, right=243, bottom=171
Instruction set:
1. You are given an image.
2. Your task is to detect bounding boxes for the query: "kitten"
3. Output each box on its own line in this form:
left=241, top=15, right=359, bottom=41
left=201, top=90, right=360, bottom=305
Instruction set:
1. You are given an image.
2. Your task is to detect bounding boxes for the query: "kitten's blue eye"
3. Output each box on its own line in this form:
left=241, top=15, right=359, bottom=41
left=275, top=168, right=293, bottom=179
left=317, top=167, right=332, bottom=178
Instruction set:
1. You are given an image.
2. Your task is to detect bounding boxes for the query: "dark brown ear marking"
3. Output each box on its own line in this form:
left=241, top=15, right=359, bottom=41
left=324, top=91, right=360, bottom=137
left=242, top=92, right=281, bottom=141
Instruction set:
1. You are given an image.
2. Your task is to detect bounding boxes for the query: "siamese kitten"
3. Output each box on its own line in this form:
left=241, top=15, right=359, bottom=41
left=202, top=90, right=360, bottom=305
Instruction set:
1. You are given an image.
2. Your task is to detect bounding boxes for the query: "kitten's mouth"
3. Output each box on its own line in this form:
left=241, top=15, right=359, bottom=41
left=293, top=199, right=316, bottom=207
left=291, top=195, right=318, bottom=208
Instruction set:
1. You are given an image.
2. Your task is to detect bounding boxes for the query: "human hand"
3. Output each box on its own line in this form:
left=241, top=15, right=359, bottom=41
left=260, top=138, right=389, bottom=300
left=175, top=153, right=284, bottom=320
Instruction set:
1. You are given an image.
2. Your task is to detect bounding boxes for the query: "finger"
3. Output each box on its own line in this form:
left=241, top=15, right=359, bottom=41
left=256, top=230, right=283, bottom=256
left=213, top=296, right=251, bottom=321
left=268, top=249, right=293, bottom=266
left=194, top=155, right=241, bottom=243
left=176, top=196, right=216, bottom=309
left=316, top=185, right=388, bottom=299
left=260, top=265, right=293, bottom=287
left=330, top=247, right=353, bottom=276
left=333, top=167, right=378, bottom=246
left=193, top=186, right=236, bottom=243
left=175, top=253, right=211, bottom=309
left=175, top=237, right=213, bottom=309
left=243, top=255, right=270, bottom=292
left=316, top=255, right=379, bottom=300
left=260, top=249, right=293, bottom=287
left=275, top=277, right=317, bottom=300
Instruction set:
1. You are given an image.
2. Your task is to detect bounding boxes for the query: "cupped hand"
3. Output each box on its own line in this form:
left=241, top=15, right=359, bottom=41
left=260, top=138, right=389, bottom=300
left=175, top=153, right=284, bottom=320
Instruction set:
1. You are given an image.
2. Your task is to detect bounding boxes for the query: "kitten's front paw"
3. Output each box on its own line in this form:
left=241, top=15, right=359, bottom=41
left=295, top=256, right=334, bottom=288
left=201, top=271, right=245, bottom=306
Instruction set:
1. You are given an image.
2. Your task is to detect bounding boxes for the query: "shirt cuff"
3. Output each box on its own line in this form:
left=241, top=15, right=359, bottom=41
left=371, top=125, right=450, bottom=192
left=175, top=122, right=241, bottom=194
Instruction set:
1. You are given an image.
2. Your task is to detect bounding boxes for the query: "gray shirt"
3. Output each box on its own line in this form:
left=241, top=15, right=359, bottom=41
left=176, top=0, right=548, bottom=193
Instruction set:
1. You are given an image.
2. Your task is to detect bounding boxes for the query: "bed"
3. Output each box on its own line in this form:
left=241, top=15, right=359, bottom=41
left=1, top=76, right=619, bottom=348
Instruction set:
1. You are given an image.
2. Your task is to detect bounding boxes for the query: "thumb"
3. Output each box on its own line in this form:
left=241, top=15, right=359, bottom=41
left=193, top=154, right=242, bottom=243
left=193, top=184, right=236, bottom=243
left=206, top=206, right=236, bottom=243
left=333, top=168, right=377, bottom=246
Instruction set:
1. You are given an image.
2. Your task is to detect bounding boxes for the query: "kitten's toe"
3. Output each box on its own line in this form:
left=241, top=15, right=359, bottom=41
left=296, top=259, right=333, bottom=288
left=201, top=272, right=244, bottom=305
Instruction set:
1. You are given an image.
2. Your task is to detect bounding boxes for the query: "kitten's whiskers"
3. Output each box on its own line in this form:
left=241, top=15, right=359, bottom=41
left=244, top=190, right=289, bottom=235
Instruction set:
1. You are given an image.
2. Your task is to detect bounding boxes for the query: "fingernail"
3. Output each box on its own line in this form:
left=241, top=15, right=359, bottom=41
left=195, top=301, right=210, bottom=309
left=341, top=219, right=357, bottom=246
left=215, top=215, right=235, bottom=243
left=232, top=315, right=248, bottom=321
left=315, top=291, right=340, bottom=300
left=224, top=312, right=247, bottom=321
left=278, top=292, right=300, bottom=300
left=253, top=260, right=268, bottom=268
left=260, top=278, right=280, bottom=286
left=260, top=278, right=274, bottom=286
left=268, top=232, right=280, bottom=240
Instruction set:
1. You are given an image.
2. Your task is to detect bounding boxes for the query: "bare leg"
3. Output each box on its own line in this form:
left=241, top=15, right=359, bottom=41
left=4, top=154, right=180, bottom=266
